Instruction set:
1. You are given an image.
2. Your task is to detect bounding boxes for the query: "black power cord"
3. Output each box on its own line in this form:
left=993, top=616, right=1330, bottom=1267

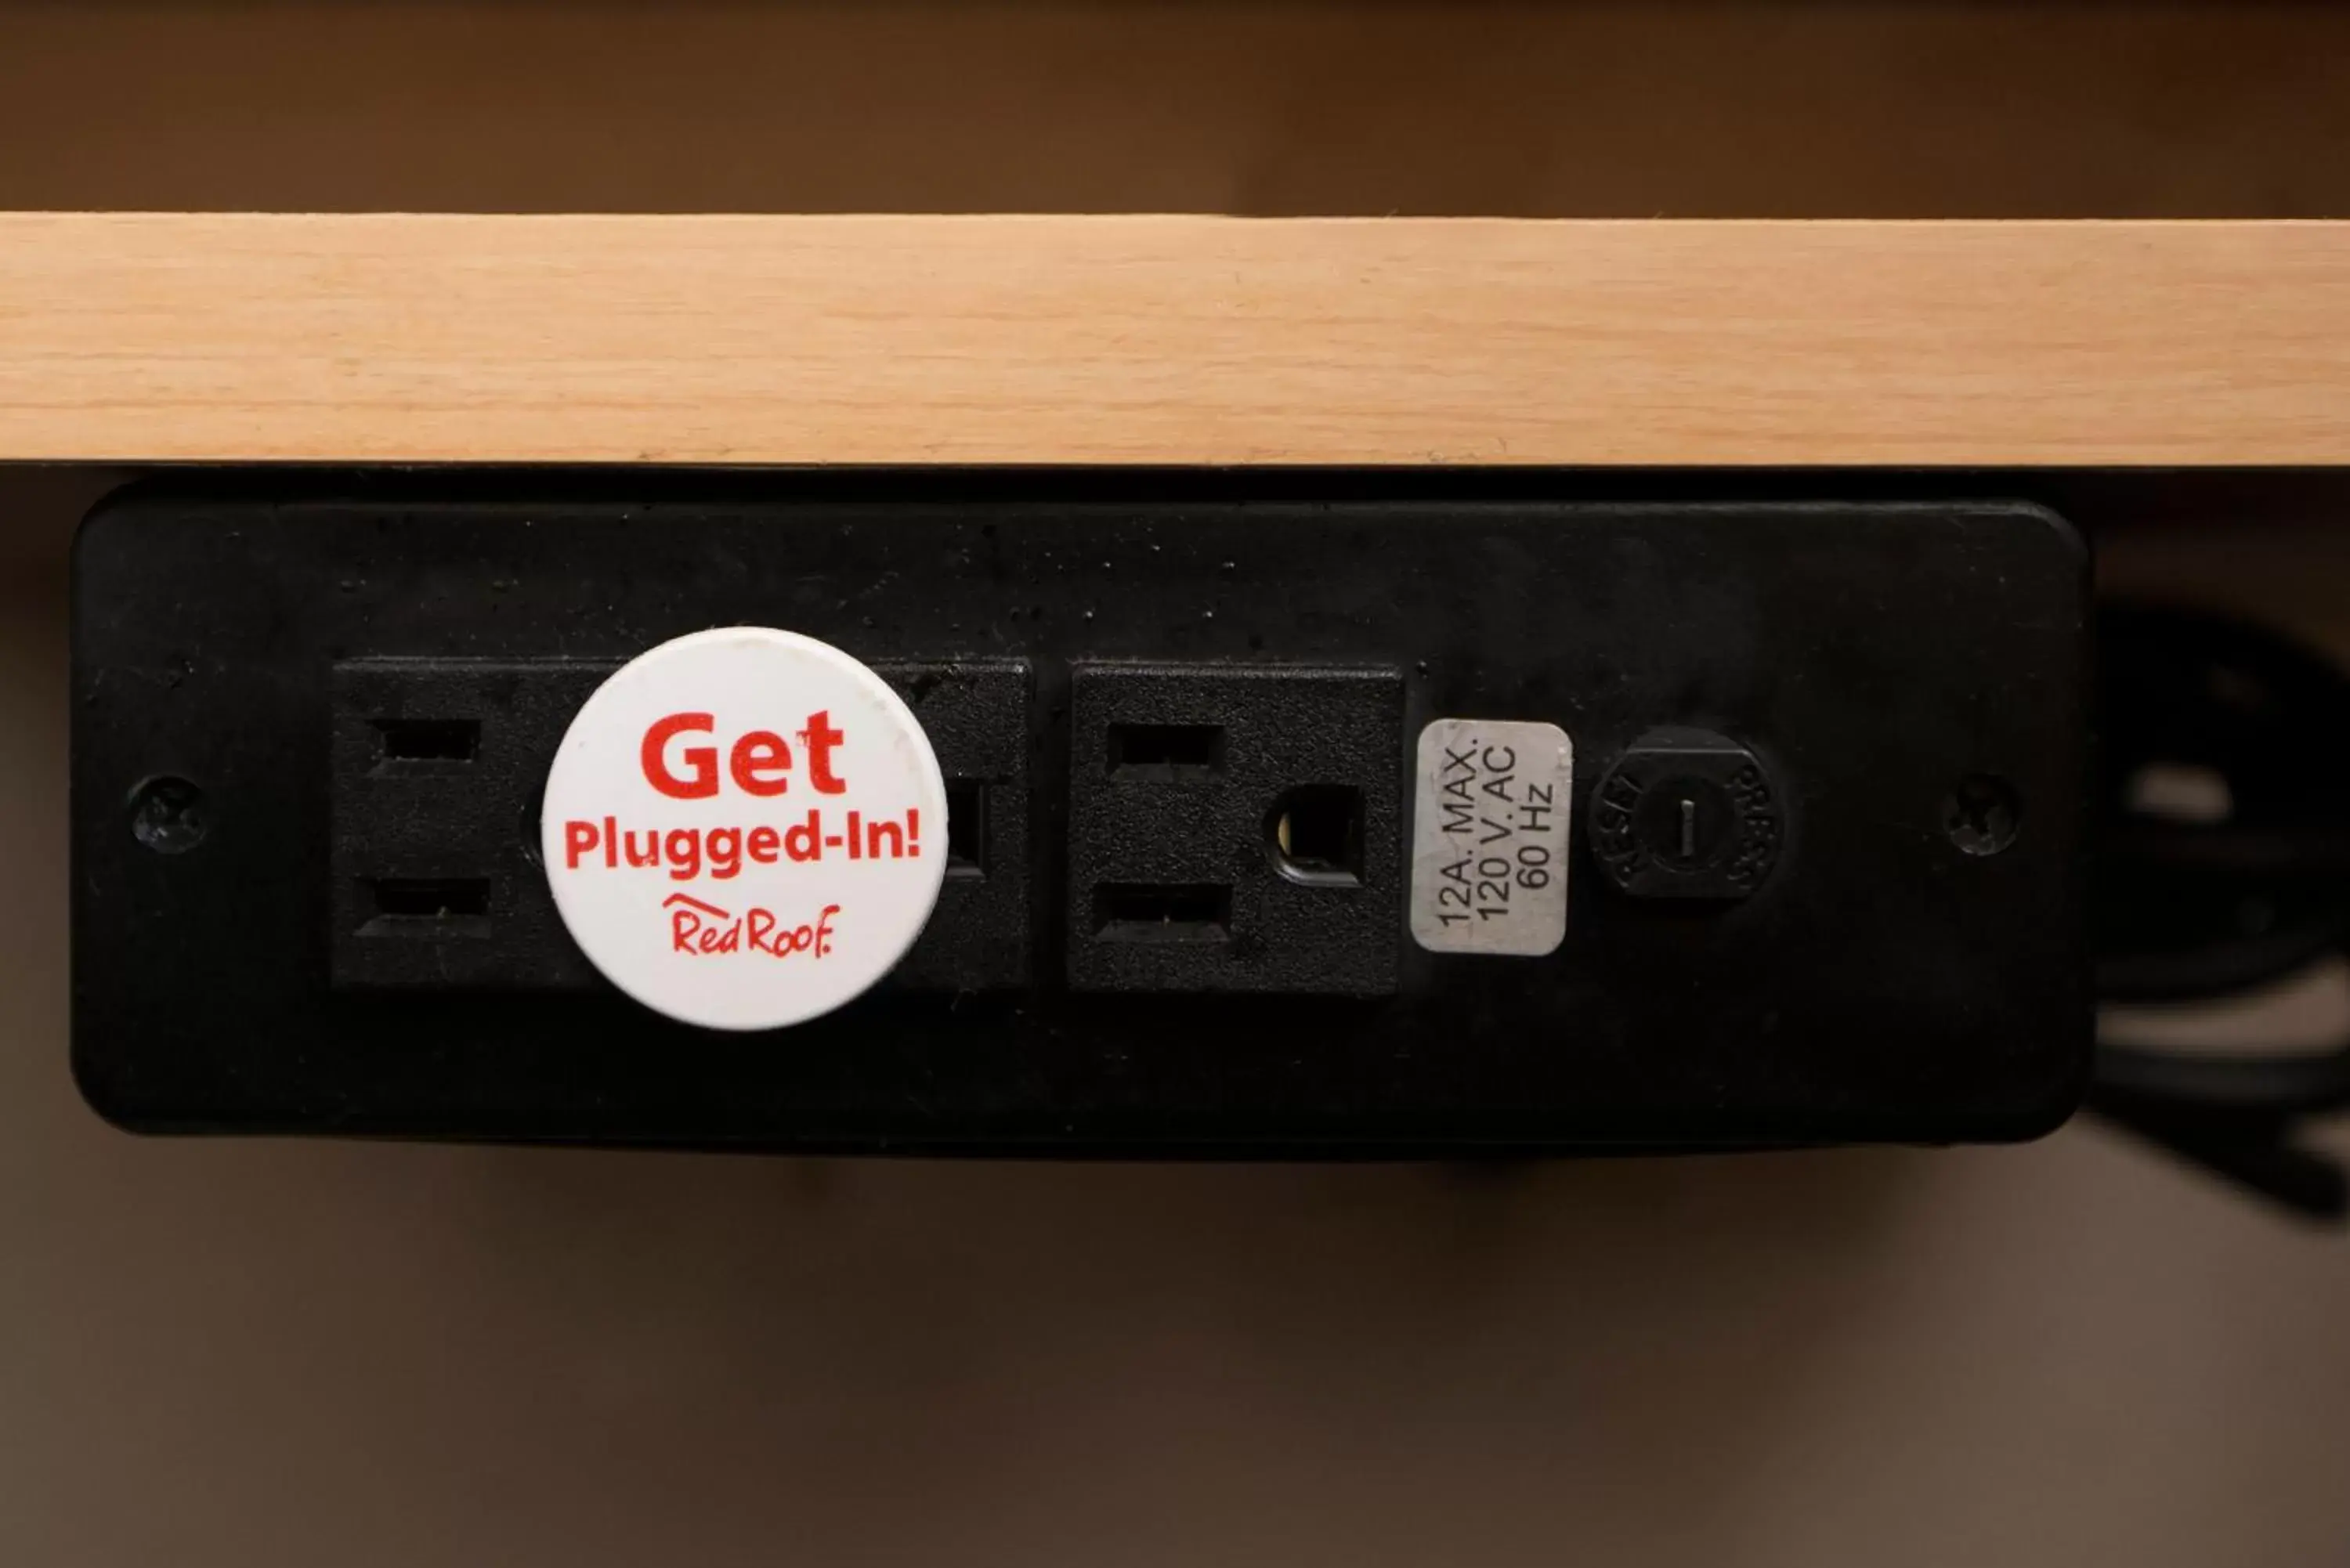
left=2092, top=604, right=2350, bottom=1223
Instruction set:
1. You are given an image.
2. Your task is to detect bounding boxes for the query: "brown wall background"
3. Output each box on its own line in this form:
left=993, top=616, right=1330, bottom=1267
left=2, top=2, right=2348, bottom=217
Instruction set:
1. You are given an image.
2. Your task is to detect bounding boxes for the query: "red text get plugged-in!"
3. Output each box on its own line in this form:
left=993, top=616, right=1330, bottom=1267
left=560, top=710, right=925, bottom=882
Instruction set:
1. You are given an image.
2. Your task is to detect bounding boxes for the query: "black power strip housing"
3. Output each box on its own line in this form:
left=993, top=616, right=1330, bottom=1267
left=71, top=490, right=2091, bottom=1153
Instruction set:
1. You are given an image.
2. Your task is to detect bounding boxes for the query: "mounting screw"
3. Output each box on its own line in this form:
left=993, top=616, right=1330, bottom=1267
left=128, top=775, right=208, bottom=854
left=1589, top=728, right=1782, bottom=901
left=1943, top=774, right=2021, bottom=857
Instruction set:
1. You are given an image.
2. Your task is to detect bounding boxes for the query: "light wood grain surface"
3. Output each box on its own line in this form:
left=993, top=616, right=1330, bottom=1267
left=5, top=214, right=2348, bottom=467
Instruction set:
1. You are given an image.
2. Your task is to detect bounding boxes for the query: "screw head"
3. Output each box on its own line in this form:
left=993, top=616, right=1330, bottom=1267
left=1943, top=775, right=2022, bottom=856
left=128, top=775, right=208, bottom=854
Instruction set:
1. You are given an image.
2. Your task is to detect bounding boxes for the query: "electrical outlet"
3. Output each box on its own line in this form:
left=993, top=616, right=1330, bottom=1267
left=331, top=658, right=606, bottom=989
left=329, top=656, right=1032, bottom=992
left=1066, top=663, right=1403, bottom=995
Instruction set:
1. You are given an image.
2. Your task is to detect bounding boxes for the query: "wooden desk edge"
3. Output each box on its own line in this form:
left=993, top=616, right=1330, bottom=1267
left=4, top=215, right=2346, bottom=467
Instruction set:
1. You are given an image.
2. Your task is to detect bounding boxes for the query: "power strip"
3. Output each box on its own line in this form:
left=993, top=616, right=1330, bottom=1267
left=70, top=489, right=2089, bottom=1152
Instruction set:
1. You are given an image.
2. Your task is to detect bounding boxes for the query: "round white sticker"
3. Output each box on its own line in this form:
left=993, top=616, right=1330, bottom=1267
left=540, top=627, right=948, bottom=1031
